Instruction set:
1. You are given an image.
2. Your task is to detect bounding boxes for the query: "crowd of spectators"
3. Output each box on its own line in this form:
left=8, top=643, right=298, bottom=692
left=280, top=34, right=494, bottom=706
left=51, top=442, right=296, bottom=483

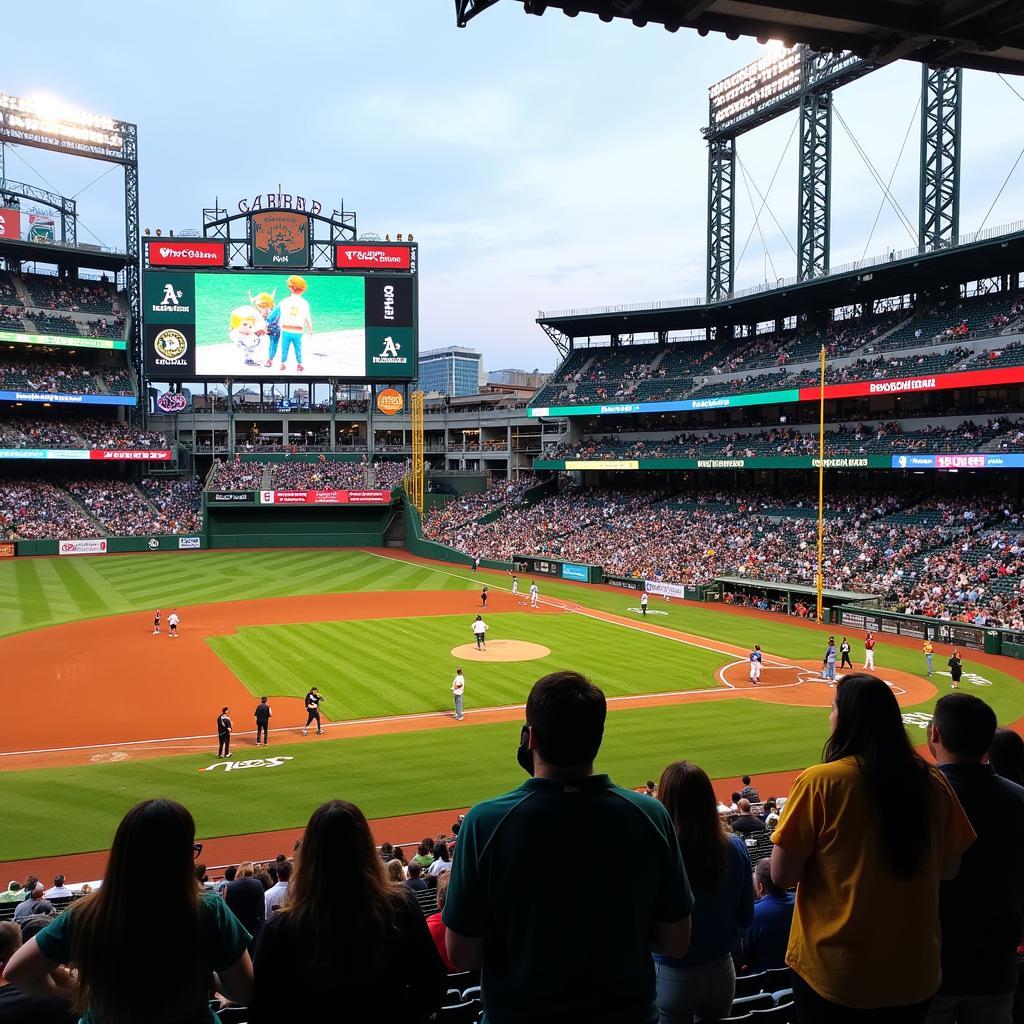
left=65, top=480, right=188, bottom=537
left=0, top=417, right=166, bottom=450
left=372, top=459, right=412, bottom=489
left=421, top=475, right=540, bottom=544
left=21, top=274, right=115, bottom=315
left=0, top=359, right=102, bottom=394
left=0, top=480, right=100, bottom=540
left=25, top=313, right=125, bottom=340
left=211, top=458, right=266, bottom=491
left=270, top=458, right=367, bottom=490
left=138, top=477, right=203, bottom=535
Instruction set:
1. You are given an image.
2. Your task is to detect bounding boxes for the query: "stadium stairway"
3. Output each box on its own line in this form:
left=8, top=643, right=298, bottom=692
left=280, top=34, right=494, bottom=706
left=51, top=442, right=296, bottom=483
left=61, top=489, right=110, bottom=538
left=7, top=274, right=32, bottom=308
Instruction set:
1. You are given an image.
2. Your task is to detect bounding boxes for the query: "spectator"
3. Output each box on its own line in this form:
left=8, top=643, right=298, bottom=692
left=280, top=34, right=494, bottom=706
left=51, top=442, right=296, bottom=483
left=411, top=840, right=434, bottom=870
left=738, top=776, right=760, bottom=801
left=378, top=841, right=394, bottom=862
left=216, top=865, right=237, bottom=897
left=405, top=861, right=427, bottom=892
left=740, top=859, right=794, bottom=974
left=763, top=800, right=780, bottom=829
left=0, top=883, right=23, bottom=905
left=924, top=694, right=1024, bottom=1023
left=444, top=670, right=694, bottom=1022
left=427, top=841, right=451, bottom=877
left=771, top=674, right=975, bottom=1020
left=3, top=798, right=253, bottom=1021
left=386, top=860, right=406, bottom=883
left=426, top=873, right=456, bottom=972
left=225, top=862, right=265, bottom=955
left=249, top=799, right=444, bottom=1023
left=730, top=798, right=767, bottom=836
left=988, top=727, right=1024, bottom=786
left=42, top=877, right=71, bottom=901
left=263, top=860, right=290, bottom=918
left=12, top=886, right=53, bottom=925
left=654, top=760, right=754, bottom=1023
left=0, top=920, right=76, bottom=1024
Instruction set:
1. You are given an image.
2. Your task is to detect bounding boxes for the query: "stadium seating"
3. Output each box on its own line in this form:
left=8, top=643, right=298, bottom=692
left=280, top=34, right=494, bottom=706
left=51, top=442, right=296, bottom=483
left=21, top=273, right=116, bottom=314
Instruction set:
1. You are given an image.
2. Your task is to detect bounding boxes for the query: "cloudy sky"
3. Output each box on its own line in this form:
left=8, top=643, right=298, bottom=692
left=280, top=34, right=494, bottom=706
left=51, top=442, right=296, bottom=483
left=4, top=1, right=1024, bottom=374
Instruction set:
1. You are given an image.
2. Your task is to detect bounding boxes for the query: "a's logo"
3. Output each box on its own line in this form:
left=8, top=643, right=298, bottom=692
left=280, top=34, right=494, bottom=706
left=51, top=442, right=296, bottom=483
left=372, top=336, right=406, bottom=366
left=381, top=337, right=400, bottom=358
left=154, top=328, right=188, bottom=362
left=147, top=538, right=160, bottom=550
left=252, top=211, right=309, bottom=266
left=157, top=392, right=187, bottom=413
left=201, top=756, right=294, bottom=773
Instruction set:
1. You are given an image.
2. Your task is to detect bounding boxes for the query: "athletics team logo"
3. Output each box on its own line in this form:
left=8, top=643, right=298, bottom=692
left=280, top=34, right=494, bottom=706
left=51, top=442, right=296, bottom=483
left=154, top=328, right=188, bottom=362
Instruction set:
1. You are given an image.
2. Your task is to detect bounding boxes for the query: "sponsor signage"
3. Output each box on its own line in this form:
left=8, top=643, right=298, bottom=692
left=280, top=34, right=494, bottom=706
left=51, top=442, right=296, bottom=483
left=0, top=449, right=168, bottom=463
left=59, top=538, right=107, bottom=556
left=561, top=562, right=590, bottom=582
left=538, top=455, right=896, bottom=472
left=156, top=392, right=188, bottom=413
left=529, top=389, right=801, bottom=418
left=93, top=449, right=172, bottom=461
left=145, top=322, right=195, bottom=376
left=697, top=458, right=745, bottom=469
left=146, top=239, right=227, bottom=267
left=237, top=192, right=324, bottom=215
left=208, top=491, right=255, bottom=504
left=376, top=387, right=404, bottom=415
left=335, top=244, right=412, bottom=271
left=645, top=579, right=687, bottom=600
left=178, top=536, right=202, bottom=549
left=365, top=277, right=415, bottom=379
left=0, top=329, right=126, bottom=351
left=605, top=574, right=645, bottom=591
left=144, top=273, right=195, bottom=324
left=258, top=489, right=391, bottom=505
left=564, top=460, right=639, bottom=471
left=251, top=210, right=310, bottom=268
left=0, top=390, right=135, bottom=406
left=514, top=555, right=563, bottom=578
left=934, top=622, right=987, bottom=650
left=838, top=608, right=987, bottom=648
left=201, top=755, right=294, bottom=773
left=0, top=207, right=21, bottom=239
left=0, top=541, right=15, bottom=558
left=892, top=453, right=1024, bottom=470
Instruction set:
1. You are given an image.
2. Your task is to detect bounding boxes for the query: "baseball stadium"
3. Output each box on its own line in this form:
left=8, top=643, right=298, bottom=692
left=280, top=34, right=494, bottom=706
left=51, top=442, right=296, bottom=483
left=2, top=3, right=1024, bottom=1022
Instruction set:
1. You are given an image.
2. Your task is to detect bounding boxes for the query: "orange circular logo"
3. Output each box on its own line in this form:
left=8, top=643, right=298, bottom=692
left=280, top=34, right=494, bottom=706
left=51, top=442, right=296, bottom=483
left=376, top=388, right=404, bottom=415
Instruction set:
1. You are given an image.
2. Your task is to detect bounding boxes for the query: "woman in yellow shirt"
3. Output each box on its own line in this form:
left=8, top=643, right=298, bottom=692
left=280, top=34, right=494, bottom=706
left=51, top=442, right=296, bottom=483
left=771, top=674, right=975, bottom=1022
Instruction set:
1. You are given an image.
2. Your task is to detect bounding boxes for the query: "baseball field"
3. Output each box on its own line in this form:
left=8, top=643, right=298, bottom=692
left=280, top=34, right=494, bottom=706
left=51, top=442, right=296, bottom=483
left=2, top=547, right=1023, bottom=878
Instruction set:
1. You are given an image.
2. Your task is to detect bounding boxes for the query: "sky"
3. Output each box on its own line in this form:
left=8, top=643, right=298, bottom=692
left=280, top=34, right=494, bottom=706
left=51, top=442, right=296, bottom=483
left=3, top=1, right=1024, bottom=375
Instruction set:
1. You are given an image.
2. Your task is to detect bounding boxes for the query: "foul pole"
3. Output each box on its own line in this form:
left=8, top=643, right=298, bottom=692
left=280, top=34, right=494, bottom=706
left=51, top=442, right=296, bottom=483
left=409, top=390, right=425, bottom=515
left=816, top=345, right=826, bottom=622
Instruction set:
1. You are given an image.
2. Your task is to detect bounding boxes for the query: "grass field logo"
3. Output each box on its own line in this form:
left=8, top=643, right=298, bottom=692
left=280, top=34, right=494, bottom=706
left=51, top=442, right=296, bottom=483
left=201, top=756, right=294, bottom=773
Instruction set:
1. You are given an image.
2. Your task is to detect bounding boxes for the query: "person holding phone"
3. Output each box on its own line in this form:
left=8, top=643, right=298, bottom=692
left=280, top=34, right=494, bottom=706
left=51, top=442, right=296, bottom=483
left=302, top=687, right=325, bottom=736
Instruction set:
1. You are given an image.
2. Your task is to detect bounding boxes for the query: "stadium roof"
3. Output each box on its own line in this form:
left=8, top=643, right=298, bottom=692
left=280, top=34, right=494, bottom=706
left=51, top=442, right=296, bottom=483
left=537, top=226, right=1024, bottom=338
left=456, top=1, right=1024, bottom=76
left=0, top=238, right=133, bottom=273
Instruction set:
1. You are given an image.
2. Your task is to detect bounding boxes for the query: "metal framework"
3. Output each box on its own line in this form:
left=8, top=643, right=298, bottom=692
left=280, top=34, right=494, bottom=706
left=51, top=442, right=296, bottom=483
left=706, top=137, right=735, bottom=301
left=0, top=178, right=77, bottom=245
left=539, top=321, right=571, bottom=360
left=919, top=66, right=962, bottom=251
left=409, top=390, right=425, bottom=514
left=797, top=89, right=831, bottom=281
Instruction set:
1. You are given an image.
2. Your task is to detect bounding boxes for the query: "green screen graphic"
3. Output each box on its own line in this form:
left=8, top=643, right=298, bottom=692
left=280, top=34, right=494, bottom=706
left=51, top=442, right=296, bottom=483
left=194, top=272, right=365, bottom=377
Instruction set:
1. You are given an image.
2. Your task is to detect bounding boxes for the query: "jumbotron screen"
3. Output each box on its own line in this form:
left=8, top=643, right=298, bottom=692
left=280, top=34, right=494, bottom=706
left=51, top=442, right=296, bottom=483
left=143, top=270, right=416, bottom=380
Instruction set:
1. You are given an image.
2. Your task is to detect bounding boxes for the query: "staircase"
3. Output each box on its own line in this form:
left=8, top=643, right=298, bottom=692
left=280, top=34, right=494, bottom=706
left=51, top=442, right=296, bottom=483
left=61, top=490, right=109, bottom=538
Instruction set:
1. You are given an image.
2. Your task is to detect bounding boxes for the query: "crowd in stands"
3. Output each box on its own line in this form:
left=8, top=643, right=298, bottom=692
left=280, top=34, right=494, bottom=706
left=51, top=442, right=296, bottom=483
left=270, top=459, right=368, bottom=490
left=2, top=675, right=1021, bottom=1024
left=21, top=274, right=115, bottom=315
left=25, top=313, right=125, bottom=340
left=0, top=359, right=102, bottom=395
left=65, top=479, right=187, bottom=537
left=139, top=477, right=203, bottom=535
left=372, top=459, right=411, bottom=489
left=0, top=480, right=99, bottom=540
left=0, top=417, right=166, bottom=450
left=211, top=458, right=265, bottom=491
left=421, top=475, right=540, bottom=544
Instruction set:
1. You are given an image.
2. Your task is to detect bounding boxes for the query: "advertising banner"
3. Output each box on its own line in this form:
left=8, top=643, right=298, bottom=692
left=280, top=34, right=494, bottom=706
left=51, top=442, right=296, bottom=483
left=0, top=208, right=21, bottom=239
left=0, top=542, right=15, bottom=558
left=0, top=329, right=125, bottom=351
left=892, top=453, right=1024, bottom=470
left=801, top=365, right=1024, bottom=403
left=251, top=211, right=310, bottom=268
left=208, top=492, right=255, bottom=504
left=335, top=244, right=412, bottom=271
left=564, top=460, right=639, bottom=471
left=258, top=489, right=391, bottom=505
left=90, top=450, right=172, bottom=461
left=376, top=387, right=404, bottom=415
left=530, top=388, right=800, bottom=418
left=27, top=214, right=54, bottom=242
left=561, top=562, right=590, bottom=582
left=147, top=240, right=227, bottom=267
left=605, top=575, right=645, bottom=591
left=0, top=390, right=135, bottom=406
left=537, top=455, right=893, bottom=472
left=145, top=323, right=195, bottom=377
left=144, top=272, right=195, bottom=324
left=0, top=448, right=168, bottom=461
left=59, top=538, right=108, bottom=556
left=644, top=579, right=687, bottom=600
left=513, top=555, right=563, bottom=578
left=178, top=537, right=202, bottom=549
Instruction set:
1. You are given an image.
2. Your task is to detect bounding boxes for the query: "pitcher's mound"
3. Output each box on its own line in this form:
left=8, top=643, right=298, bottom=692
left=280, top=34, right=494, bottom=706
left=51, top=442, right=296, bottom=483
left=451, top=640, right=551, bottom=662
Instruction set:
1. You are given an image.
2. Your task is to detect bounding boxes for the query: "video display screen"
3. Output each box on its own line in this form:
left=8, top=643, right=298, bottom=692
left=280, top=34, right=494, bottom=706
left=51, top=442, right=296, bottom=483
left=143, top=270, right=415, bottom=380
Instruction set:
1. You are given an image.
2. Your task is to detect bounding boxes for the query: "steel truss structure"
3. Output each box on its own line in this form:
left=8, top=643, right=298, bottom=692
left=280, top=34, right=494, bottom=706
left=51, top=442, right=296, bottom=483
left=797, top=89, right=831, bottom=281
left=919, top=66, right=962, bottom=251
left=0, top=178, right=77, bottom=246
left=706, top=137, right=735, bottom=302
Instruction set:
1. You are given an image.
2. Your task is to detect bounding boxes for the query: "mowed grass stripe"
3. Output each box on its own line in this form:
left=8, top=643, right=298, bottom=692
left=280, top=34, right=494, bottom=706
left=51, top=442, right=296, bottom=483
left=0, top=699, right=829, bottom=861
left=206, top=613, right=724, bottom=721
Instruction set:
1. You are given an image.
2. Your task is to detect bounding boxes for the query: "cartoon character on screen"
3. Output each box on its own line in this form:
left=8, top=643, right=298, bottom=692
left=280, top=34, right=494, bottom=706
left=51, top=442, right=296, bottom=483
left=227, top=301, right=266, bottom=367
left=250, top=291, right=281, bottom=368
left=276, top=275, right=313, bottom=373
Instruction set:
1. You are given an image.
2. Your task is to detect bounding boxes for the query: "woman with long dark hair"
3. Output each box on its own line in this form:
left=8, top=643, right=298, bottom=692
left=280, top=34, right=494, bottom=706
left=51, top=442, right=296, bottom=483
left=653, top=761, right=754, bottom=1023
left=3, top=798, right=253, bottom=1023
left=771, top=674, right=975, bottom=1022
left=988, top=726, right=1024, bottom=786
left=249, top=799, right=444, bottom=1023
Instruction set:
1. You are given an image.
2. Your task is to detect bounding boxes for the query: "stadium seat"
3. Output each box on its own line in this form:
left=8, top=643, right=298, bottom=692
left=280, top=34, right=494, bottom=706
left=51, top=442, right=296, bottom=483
left=750, top=1002, right=797, bottom=1022
left=461, top=985, right=481, bottom=1002
left=216, top=1006, right=249, bottom=1023
left=733, top=972, right=769, bottom=998
left=439, top=999, right=482, bottom=1022
left=730, top=992, right=775, bottom=1013
left=763, top=967, right=792, bottom=991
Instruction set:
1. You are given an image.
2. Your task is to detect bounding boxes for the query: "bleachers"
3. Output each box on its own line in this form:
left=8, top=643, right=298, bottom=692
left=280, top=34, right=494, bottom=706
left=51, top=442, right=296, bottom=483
left=881, top=291, right=1024, bottom=349
left=21, top=272, right=116, bottom=314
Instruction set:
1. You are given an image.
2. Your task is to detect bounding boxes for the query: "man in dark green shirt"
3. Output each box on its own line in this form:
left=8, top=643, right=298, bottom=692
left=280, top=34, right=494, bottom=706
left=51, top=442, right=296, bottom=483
left=443, top=670, right=693, bottom=1024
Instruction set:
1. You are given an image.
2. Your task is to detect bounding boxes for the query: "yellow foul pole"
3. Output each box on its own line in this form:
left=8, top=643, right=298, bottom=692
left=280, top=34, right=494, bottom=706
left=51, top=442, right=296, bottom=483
left=816, top=345, right=826, bottom=623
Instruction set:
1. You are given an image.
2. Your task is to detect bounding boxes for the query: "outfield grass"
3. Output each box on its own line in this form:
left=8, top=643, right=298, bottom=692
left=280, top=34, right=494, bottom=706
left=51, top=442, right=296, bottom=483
left=207, top=612, right=723, bottom=719
left=1, top=698, right=831, bottom=861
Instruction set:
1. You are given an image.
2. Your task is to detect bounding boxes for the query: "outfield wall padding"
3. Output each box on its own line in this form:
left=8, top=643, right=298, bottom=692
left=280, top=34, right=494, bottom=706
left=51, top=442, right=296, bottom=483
left=14, top=535, right=205, bottom=557
left=205, top=505, right=392, bottom=550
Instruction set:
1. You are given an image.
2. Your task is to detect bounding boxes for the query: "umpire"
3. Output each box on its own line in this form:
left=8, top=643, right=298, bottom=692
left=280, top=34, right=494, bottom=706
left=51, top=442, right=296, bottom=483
left=217, top=707, right=232, bottom=758
left=303, top=686, right=325, bottom=736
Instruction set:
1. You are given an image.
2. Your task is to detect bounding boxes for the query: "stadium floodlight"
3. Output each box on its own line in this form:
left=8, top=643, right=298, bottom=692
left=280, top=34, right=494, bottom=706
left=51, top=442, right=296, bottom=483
left=707, top=47, right=802, bottom=132
left=0, top=92, right=128, bottom=159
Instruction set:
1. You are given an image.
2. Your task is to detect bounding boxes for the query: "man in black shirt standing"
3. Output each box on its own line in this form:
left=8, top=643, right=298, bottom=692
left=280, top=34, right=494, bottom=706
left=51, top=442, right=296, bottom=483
left=302, top=687, right=324, bottom=736
left=926, top=693, right=1024, bottom=1022
left=217, top=707, right=232, bottom=758
left=254, top=697, right=271, bottom=747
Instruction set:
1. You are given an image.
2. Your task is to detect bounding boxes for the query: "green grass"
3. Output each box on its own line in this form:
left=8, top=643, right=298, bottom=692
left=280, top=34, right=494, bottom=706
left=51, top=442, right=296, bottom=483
left=206, top=612, right=722, bottom=719
left=0, top=699, right=830, bottom=861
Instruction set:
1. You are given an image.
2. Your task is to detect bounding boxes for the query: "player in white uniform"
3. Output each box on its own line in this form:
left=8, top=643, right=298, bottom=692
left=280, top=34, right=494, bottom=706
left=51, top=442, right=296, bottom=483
left=227, top=304, right=267, bottom=367
left=511, top=574, right=519, bottom=597
left=472, top=615, right=489, bottom=650
left=167, top=610, right=180, bottom=638
left=529, top=582, right=539, bottom=608
left=640, top=592, right=649, bottom=616
left=276, top=275, right=312, bottom=372
left=749, top=644, right=763, bottom=684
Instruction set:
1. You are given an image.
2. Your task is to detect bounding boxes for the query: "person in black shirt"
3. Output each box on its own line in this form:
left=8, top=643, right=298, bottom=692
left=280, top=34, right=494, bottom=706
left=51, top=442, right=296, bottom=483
left=217, top=707, right=232, bottom=758
left=481, top=585, right=488, bottom=608
left=225, top=864, right=266, bottom=956
left=839, top=637, right=852, bottom=669
left=948, top=650, right=963, bottom=689
left=0, top=920, right=76, bottom=1024
left=254, top=697, right=271, bottom=747
left=302, top=687, right=324, bottom=736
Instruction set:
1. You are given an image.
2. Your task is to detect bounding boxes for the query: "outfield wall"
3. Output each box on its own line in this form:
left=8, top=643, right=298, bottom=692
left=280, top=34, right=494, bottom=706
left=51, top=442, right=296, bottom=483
left=11, top=535, right=206, bottom=557
left=206, top=504, right=395, bottom=549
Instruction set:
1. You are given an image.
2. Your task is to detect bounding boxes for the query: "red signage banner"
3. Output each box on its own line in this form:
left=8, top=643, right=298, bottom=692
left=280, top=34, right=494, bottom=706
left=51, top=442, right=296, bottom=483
left=0, top=208, right=21, bottom=240
left=798, top=364, right=1024, bottom=403
left=146, top=240, right=227, bottom=267
left=259, top=489, right=391, bottom=505
left=89, top=449, right=173, bottom=461
left=0, top=542, right=15, bottom=558
left=335, top=244, right=411, bottom=271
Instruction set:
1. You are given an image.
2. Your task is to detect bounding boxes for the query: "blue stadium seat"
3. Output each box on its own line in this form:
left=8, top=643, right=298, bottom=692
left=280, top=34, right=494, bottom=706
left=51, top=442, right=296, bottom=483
left=730, top=992, right=774, bottom=1012
left=751, top=1001, right=798, bottom=1022
left=733, top=971, right=769, bottom=998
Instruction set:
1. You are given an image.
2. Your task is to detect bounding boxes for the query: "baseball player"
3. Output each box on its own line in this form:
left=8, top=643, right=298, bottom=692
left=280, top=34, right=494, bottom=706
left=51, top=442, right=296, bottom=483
left=923, top=639, right=934, bottom=677
left=302, top=686, right=325, bottom=736
left=839, top=637, right=852, bottom=669
left=167, top=609, right=180, bottom=638
left=472, top=615, right=489, bottom=650
left=152, top=610, right=161, bottom=636
left=640, top=592, right=649, bottom=616
left=529, top=582, right=539, bottom=609
left=864, top=632, right=876, bottom=670
left=217, top=707, right=232, bottom=758
left=452, top=668, right=465, bottom=720
left=276, top=275, right=312, bottom=372
left=749, top=644, right=763, bottom=684
left=227, top=302, right=266, bottom=367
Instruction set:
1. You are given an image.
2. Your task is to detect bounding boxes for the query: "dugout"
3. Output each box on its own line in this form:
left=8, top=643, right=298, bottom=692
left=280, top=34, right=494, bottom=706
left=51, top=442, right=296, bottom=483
left=713, top=576, right=879, bottom=623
